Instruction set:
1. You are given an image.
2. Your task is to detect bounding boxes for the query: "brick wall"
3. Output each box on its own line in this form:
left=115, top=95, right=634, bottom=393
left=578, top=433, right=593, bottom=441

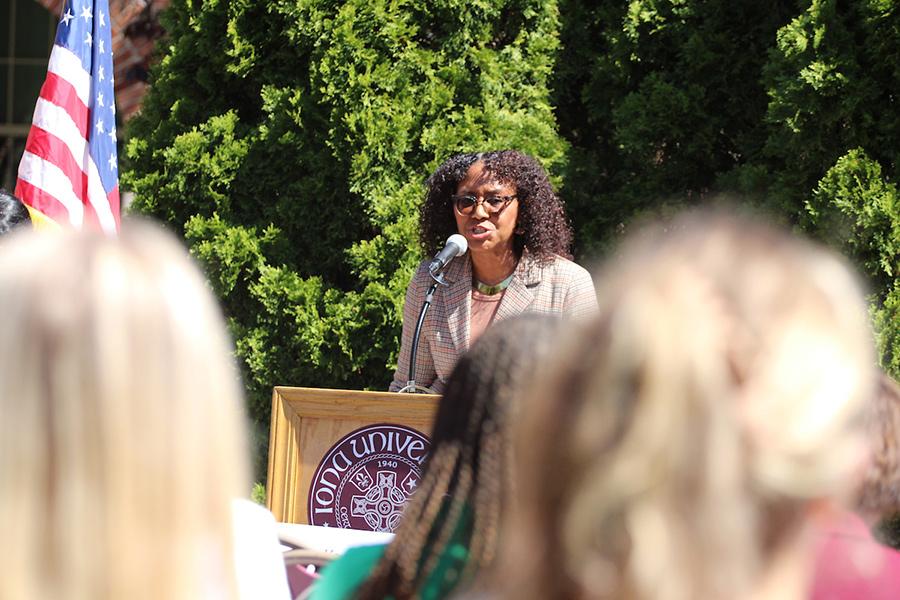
left=35, top=0, right=169, bottom=122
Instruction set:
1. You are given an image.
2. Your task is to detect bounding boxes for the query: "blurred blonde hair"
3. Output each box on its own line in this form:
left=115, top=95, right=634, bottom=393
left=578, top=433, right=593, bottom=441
left=499, top=212, right=876, bottom=600
left=0, top=222, right=250, bottom=600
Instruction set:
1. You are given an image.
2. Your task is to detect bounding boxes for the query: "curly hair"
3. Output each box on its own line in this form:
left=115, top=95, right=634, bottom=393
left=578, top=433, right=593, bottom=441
left=355, top=314, right=562, bottom=600
left=0, top=189, right=31, bottom=235
left=419, top=150, right=573, bottom=262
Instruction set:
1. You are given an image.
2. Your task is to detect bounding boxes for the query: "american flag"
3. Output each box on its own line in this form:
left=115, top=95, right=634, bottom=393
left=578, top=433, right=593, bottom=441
left=15, top=0, right=120, bottom=233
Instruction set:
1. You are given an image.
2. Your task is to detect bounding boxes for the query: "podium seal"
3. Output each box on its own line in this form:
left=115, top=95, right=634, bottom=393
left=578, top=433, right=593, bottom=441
left=307, top=423, right=431, bottom=532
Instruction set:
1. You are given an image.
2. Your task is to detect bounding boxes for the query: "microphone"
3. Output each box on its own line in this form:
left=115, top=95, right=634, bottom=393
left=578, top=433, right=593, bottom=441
left=428, top=234, right=468, bottom=276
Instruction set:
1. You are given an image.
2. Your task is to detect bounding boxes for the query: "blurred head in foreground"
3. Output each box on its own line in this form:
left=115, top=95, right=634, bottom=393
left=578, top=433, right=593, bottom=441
left=357, top=314, right=561, bottom=600
left=0, top=223, right=250, bottom=600
left=0, top=189, right=32, bottom=235
left=499, top=212, right=876, bottom=600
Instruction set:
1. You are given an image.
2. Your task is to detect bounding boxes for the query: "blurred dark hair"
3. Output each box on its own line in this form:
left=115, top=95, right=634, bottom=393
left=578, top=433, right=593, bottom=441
left=0, top=190, right=31, bottom=235
left=356, top=314, right=562, bottom=600
left=420, top=150, right=573, bottom=262
left=858, top=373, right=900, bottom=519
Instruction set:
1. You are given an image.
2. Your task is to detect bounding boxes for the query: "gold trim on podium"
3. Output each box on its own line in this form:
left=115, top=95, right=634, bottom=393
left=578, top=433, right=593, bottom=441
left=266, top=386, right=440, bottom=523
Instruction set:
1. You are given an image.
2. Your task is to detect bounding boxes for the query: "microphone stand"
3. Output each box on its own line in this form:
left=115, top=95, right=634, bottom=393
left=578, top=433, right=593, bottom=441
left=397, top=271, right=448, bottom=394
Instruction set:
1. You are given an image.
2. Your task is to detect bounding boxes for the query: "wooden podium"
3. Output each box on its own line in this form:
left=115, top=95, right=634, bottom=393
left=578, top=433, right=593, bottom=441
left=266, top=386, right=441, bottom=524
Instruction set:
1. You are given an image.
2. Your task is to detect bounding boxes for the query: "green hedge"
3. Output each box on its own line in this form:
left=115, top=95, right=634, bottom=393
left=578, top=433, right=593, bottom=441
left=124, top=0, right=900, bottom=475
left=123, top=0, right=568, bottom=472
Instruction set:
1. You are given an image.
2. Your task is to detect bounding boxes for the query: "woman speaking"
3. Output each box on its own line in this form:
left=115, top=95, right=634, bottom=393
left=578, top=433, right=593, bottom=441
left=389, top=150, right=597, bottom=393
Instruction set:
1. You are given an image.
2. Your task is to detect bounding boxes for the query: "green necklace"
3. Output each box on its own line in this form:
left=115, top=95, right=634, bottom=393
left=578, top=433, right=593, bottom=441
left=473, top=273, right=514, bottom=295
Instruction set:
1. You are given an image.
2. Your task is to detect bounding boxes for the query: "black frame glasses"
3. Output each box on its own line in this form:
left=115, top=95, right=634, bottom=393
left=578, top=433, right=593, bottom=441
left=451, top=194, right=517, bottom=216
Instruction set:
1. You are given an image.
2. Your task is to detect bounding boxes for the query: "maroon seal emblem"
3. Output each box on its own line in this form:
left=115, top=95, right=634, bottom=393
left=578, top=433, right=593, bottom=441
left=308, top=423, right=430, bottom=531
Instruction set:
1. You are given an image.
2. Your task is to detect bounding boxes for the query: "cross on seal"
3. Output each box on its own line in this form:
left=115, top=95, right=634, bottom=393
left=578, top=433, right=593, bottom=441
left=351, top=471, right=408, bottom=532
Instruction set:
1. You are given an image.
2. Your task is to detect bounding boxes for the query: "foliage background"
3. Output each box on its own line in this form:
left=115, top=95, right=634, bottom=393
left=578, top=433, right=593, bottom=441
left=123, top=0, right=899, bottom=476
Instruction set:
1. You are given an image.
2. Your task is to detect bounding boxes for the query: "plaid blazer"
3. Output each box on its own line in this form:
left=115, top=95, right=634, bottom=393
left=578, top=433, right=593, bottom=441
left=389, top=251, right=598, bottom=393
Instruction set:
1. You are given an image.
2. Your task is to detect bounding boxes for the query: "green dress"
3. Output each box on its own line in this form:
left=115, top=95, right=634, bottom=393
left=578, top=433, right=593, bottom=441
left=310, top=511, right=471, bottom=600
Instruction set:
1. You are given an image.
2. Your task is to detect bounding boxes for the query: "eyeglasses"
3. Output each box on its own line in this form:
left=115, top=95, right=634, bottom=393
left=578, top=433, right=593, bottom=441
left=452, top=194, right=517, bottom=216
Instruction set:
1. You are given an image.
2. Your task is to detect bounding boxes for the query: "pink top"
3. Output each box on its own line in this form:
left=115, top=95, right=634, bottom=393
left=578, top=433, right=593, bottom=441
left=470, top=289, right=504, bottom=345
left=809, top=510, right=900, bottom=599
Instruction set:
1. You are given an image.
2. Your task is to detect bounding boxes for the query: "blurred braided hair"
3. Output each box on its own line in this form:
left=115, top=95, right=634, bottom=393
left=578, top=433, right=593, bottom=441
left=356, top=314, right=563, bottom=600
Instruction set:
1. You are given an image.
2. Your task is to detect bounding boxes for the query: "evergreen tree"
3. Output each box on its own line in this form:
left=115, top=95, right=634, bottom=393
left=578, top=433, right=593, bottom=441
left=764, top=1, right=899, bottom=378
left=123, top=0, right=567, bottom=471
left=553, top=0, right=796, bottom=256
left=553, top=0, right=898, bottom=378
left=125, top=0, right=900, bottom=477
